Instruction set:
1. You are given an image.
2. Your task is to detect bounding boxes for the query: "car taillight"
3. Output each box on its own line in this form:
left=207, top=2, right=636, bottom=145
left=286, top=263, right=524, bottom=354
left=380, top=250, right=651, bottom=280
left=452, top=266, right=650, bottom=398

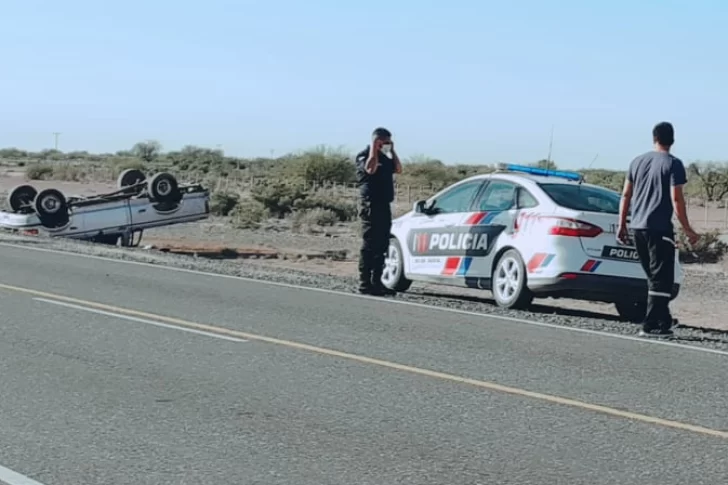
left=547, top=218, right=602, bottom=237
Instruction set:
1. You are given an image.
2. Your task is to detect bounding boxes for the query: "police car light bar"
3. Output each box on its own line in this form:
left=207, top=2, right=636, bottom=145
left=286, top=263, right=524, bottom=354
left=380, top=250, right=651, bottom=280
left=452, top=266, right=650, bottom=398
left=496, top=163, right=583, bottom=182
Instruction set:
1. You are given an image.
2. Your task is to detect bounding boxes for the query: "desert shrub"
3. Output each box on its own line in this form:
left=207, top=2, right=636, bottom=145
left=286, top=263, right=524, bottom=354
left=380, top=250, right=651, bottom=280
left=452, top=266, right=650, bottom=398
left=25, top=164, right=54, bottom=180
left=293, top=192, right=357, bottom=222
left=291, top=208, right=339, bottom=232
left=229, top=198, right=270, bottom=229
left=210, top=191, right=239, bottom=216
left=397, top=159, right=463, bottom=189
left=51, top=163, right=86, bottom=181
left=250, top=182, right=308, bottom=218
left=677, top=228, right=727, bottom=264
left=276, top=146, right=355, bottom=185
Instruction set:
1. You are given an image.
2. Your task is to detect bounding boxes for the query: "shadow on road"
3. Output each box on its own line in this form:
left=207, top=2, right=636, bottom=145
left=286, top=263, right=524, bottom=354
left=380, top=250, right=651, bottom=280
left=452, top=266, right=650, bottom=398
left=412, top=290, right=621, bottom=321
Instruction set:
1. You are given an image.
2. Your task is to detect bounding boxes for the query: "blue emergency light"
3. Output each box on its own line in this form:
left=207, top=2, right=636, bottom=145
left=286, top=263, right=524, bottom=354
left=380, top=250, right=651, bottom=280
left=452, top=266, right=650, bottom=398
left=497, top=163, right=583, bottom=182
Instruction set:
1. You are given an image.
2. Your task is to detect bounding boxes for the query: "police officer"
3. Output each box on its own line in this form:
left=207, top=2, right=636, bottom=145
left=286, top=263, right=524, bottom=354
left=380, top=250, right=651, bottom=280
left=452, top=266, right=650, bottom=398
left=355, top=127, right=402, bottom=295
left=618, top=121, right=699, bottom=338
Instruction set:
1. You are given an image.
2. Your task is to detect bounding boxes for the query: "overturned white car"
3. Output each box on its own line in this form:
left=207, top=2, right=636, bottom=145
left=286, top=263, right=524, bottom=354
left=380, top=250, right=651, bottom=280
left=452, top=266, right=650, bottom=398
left=0, top=169, right=210, bottom=246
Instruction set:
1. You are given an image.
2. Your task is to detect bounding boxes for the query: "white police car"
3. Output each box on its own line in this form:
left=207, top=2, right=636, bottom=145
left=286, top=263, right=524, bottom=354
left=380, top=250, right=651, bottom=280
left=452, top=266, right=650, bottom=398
left=382, top=164, right=683, bottom=322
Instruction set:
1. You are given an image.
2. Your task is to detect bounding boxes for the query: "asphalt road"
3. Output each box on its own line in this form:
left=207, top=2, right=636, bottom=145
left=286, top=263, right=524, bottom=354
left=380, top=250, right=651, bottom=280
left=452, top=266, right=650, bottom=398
left=0, top=244, right=727, bottom=485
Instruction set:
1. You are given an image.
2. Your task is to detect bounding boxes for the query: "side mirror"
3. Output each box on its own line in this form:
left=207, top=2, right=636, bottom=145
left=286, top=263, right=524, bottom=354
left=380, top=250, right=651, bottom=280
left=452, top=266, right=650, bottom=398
left=414, top=199, right=436, bottom=214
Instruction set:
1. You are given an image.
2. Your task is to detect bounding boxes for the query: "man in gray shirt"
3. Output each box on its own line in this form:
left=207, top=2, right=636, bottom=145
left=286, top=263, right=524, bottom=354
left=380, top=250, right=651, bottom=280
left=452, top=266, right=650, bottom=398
left=618, top=121, right=699, bottom=338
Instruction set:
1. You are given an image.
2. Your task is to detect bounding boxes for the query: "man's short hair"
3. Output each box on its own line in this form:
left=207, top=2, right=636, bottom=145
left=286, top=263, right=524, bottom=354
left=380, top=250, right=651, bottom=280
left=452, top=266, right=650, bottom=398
left=372, top=127, right=392, bottom=139
left=653, top=122, right=675, bottom=147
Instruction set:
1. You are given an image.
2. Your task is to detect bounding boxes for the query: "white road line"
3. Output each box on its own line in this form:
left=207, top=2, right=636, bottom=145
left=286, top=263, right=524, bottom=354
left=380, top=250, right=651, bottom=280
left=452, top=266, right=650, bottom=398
left=1, top=240, right=726, bottom=357
left=0, top=463, right=47, bottom=485
left=34, top=298, right=248, bottom=343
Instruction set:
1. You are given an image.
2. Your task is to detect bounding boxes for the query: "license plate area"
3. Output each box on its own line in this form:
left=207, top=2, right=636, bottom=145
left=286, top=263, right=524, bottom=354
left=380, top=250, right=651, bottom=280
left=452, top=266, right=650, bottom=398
left=601, top=245, right=640, bottom=262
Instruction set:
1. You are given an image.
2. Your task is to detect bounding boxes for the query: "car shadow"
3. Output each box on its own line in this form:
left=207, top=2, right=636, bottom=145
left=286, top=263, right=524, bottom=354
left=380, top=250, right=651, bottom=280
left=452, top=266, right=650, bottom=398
left=412, top=289, right=622, bottom=321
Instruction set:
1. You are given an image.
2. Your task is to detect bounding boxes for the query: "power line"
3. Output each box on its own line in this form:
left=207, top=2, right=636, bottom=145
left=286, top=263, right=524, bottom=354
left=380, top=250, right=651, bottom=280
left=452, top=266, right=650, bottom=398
left=52, top=132, right=61, bottom=151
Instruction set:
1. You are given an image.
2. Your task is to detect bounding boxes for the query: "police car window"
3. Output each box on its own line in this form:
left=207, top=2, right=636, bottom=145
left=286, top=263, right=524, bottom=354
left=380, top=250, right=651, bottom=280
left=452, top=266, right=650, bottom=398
left=538, top=183, right=620, bottom=214
left=431, top=180, right=483, bottom=213
left=516, top=187, right=538, bottom=209
left=475, top=181, right=517, bottom=211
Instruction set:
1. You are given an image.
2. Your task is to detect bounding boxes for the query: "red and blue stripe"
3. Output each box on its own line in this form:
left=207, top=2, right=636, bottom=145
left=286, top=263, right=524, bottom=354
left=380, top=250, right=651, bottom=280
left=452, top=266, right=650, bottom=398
left=464, top=211, right=501, bottom=225
left=526, top=253, right=555, bottom=273
left=580, top=259, right=601, bottom=272
left=441, top=256, right=474, bottom=276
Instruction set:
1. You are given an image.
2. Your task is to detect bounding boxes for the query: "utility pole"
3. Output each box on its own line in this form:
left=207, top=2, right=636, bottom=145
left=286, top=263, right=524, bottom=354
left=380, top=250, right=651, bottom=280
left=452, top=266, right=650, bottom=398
left=52, top=132, right=61, bottom=151
left=546, top=125, right=554, bottom=166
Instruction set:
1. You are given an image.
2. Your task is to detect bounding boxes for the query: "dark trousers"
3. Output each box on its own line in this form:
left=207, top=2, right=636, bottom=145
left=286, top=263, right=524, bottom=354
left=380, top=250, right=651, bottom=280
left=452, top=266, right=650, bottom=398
left=633, top=229, right=676, bottom=330
left=358, top=199, right=392, bottom=287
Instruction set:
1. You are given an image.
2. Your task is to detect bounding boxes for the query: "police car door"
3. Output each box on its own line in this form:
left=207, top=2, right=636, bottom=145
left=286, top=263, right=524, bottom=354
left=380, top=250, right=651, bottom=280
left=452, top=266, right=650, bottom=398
left=465, top=180, right=521, bottom=279
left=406, top=178, right=487, bottom=279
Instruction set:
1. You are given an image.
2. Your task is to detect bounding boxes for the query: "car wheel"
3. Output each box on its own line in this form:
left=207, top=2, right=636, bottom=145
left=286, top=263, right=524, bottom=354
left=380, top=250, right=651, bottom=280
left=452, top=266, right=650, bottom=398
left=381, top=238, right=412, bottom=292
left=614, top=300, right=646, bottom=323
left=117, top=169, right=146, bottom=196
left=34, top=188, right=70, bottom=228
left=8, top=184, right=38, bottom=213
left=492, top=249, right=533, bottom=309
left=148, top=172, right=180, bottom=203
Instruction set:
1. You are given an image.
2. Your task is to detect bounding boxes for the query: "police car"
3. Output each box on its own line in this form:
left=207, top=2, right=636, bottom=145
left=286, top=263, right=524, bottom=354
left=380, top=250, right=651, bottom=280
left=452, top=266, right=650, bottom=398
left=381, top=164, right=683, bottom=323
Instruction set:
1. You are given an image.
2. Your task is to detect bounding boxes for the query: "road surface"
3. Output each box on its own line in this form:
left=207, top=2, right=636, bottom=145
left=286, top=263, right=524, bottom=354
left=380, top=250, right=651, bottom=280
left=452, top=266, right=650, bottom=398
left=0, top=243, right=727, bottom=485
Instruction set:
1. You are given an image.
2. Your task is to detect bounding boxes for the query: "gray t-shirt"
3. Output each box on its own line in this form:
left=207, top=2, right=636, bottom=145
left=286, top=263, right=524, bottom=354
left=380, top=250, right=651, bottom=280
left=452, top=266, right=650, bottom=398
left=627, top=150, right=687, bottom=232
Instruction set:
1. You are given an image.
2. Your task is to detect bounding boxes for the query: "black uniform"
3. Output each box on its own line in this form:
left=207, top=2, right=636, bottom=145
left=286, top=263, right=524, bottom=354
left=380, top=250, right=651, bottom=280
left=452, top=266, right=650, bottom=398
left=355, top=145, right=395, bottom=292
left=627, top=150, right=687, bottom=332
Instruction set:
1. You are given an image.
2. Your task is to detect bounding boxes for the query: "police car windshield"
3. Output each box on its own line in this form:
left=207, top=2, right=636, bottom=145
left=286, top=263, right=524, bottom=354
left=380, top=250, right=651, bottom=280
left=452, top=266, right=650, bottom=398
left=538, top=183, right=621, bottom=214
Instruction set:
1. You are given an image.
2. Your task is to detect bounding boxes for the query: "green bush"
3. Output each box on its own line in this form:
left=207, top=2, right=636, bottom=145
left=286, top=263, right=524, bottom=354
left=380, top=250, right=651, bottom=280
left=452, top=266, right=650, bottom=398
left=229, top=198, right=270, bottom=229
left=51, top=164, right=86, bottom=182
left=291, top=208, right=339, bottom=232
left=293, top=191, right=357, bottom=222
left=209, top=191, right=239, bottom=216
left=277, top=146, right=356, bottom=185
left=397, top=159, right=464, bottom=189
left=25, top=164, right=54, bottom=180
left=250, top=182, right=308, bottom=218
left=677, top=228, right=727, bottom=264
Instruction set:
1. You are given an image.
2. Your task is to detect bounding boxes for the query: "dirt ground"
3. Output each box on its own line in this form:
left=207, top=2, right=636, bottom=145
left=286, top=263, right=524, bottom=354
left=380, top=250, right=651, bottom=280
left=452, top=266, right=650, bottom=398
left=2, top=172, right=727, bottom=332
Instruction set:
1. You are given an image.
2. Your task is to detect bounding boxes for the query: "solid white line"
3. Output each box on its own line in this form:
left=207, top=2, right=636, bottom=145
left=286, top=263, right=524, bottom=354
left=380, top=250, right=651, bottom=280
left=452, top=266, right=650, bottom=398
left=34, top=298, right=248, bottom=343
left=0, top=463, right=47, bottom=485
left=1, top=240, right=726, bottom=357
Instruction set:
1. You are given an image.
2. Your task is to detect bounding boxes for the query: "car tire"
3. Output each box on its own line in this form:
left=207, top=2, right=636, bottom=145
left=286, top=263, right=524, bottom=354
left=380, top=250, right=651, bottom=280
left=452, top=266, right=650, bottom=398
left=381, top=237, right=412, bottom=292
left=614, top=300, right=646, bottom=323
left=148, top=172, right=180, bottom=203
left=34, top=188, right=69, bottom=228
left=117, top=169, right=146, bottom=195
left=492, top=249, right=533, bottom=309
left=8, top=184, right=38, bottom=213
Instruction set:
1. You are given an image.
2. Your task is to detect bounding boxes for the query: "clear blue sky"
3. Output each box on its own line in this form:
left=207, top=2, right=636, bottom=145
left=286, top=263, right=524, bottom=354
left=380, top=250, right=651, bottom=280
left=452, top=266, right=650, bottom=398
left=2, top=0, right=726, bottom=169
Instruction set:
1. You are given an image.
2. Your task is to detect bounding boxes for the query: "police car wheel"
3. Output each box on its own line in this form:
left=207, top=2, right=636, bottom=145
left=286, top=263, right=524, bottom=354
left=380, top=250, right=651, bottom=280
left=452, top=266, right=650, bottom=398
left=492, top=249, right=533, bottom=309
left=614, top=300, right=646, bottom=323
left=381, top=238, right=412, bottom=292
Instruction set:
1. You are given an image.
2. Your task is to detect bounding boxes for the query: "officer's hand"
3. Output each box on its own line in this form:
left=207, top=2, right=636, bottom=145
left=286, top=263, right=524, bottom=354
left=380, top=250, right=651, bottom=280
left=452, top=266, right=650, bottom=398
left=685, top=228, right=700, bottom=247
left=616, top=224, right=630, bottom=246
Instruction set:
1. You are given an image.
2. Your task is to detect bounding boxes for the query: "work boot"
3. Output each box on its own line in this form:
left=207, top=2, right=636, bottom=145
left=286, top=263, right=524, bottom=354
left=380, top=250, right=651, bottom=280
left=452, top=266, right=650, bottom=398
left=358, top=266, right=374, bottom=293
left=371, top=269, right=396, bottom=296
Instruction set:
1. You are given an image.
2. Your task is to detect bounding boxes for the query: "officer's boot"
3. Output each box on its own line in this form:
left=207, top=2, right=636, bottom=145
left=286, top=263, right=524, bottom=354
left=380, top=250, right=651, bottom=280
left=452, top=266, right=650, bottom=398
left=358, top=253, right=374, bottom=294
left=371, top=256, right=395, bottom=296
